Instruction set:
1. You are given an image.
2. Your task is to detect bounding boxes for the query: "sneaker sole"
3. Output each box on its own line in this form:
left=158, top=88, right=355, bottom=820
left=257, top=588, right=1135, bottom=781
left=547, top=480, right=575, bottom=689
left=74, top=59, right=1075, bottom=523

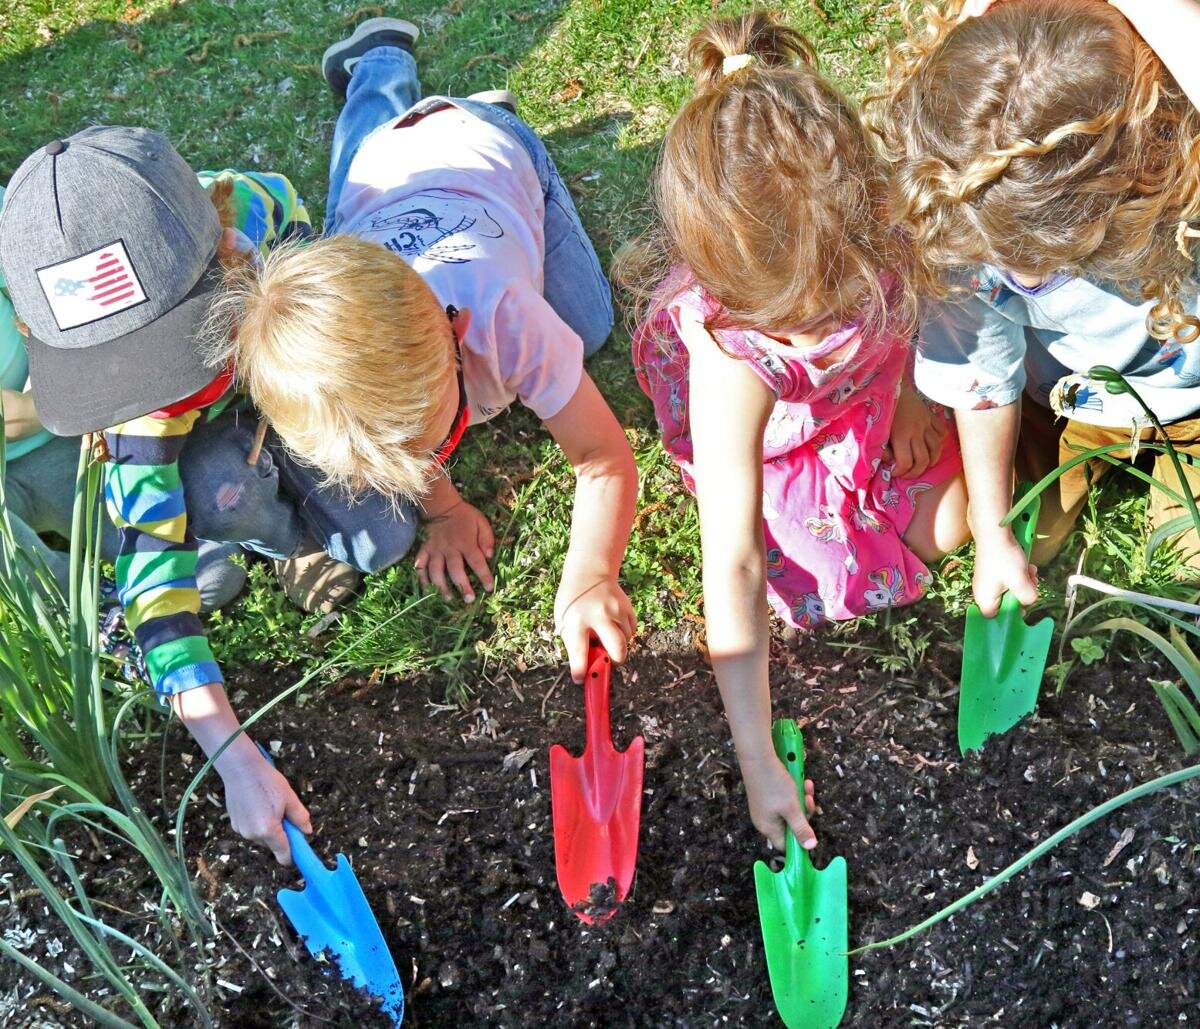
left=467, top=88, right=518, bottom=114
left=321, top=17, right=421, bottom=96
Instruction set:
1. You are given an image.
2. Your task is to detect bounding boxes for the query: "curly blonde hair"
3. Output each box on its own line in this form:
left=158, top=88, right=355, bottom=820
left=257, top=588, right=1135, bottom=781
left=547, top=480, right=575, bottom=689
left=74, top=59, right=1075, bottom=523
left=203, top=235, right=455, bottom=502
left=618, top=10, right=912, bottom=343
left=871, top=0, right=1200, bottom=343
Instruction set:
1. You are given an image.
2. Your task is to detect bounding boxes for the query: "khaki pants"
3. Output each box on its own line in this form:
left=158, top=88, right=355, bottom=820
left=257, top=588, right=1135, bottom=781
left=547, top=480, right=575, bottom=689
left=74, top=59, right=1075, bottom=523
left=1017, top=400, right=1200, bottom=567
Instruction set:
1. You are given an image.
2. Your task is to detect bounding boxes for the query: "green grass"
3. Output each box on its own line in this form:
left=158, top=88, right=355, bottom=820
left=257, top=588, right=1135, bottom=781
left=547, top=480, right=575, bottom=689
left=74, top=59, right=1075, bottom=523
left=1, top=0, right=1194, bottom=707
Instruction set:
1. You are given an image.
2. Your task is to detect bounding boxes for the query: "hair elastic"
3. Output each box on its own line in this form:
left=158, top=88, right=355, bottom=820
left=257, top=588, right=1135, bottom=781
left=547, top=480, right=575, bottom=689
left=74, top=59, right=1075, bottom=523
left=722, top=53, right=756, bottom=77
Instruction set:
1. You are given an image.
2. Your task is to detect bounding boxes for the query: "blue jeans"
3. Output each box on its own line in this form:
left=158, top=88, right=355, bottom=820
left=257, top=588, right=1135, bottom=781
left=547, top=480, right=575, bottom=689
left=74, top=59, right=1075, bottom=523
left=178, top=408, right=419, bottom=574
left=4, top=434, right=246, bottom=610
left=325, top=46, right=613, bottom=355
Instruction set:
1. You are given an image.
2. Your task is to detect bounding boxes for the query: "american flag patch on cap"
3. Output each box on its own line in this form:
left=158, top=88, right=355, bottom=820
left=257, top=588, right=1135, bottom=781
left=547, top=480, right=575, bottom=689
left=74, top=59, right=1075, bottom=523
left=36, top=240, right=148, bottom=331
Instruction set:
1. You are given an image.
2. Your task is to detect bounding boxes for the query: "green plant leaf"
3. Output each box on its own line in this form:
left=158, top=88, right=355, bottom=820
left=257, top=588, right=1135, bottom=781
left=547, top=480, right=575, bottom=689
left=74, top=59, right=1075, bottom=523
left=851, top=762, right=1200, bottom=954
left=1070, top=636, right=1105, bottom=665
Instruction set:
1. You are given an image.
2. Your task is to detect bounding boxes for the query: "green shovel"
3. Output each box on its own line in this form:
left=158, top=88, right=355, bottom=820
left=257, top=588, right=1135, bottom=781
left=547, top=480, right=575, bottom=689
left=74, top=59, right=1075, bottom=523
left=753, top=720, right=848, bottom=1029
left=958, top=483, right=1054, bottom=754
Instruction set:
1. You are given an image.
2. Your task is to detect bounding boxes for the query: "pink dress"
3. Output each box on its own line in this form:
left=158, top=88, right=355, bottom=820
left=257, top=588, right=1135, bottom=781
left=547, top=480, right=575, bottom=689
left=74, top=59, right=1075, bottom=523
left=633, top=281, right=962, bottom=628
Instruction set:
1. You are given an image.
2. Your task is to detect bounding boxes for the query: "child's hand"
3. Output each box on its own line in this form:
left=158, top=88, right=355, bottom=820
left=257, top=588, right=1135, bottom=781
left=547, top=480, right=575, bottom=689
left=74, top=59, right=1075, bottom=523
left=741, top=753, right=817, bottom=852
left=972, top=530, right=1039, bottom=616
left=958, top=0, right=993, bottom=19
left=415, top=499, right=495, bottom=604
left=555, top=572, right=637, bottom=681
left=217, top=747, right=313, bottom=865
left=888, top=384, right=948, bottom=478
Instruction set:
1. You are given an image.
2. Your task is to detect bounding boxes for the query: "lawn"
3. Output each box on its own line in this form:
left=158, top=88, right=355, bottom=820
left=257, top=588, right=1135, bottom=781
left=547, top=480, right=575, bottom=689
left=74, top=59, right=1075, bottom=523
left=1, top=1, right=1198, bottom=1026
left=1, top=0, right=899, bottom=686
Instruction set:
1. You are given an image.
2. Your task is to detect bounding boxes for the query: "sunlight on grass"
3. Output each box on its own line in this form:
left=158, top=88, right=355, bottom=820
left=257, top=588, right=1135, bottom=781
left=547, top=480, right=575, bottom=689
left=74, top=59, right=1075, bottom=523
left=2, top=0, right=1193, bottom=701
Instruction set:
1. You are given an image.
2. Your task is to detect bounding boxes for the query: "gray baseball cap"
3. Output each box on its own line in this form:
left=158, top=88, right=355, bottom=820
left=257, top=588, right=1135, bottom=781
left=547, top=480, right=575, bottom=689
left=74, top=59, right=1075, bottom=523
left=0, top=126, right=224, bottom=435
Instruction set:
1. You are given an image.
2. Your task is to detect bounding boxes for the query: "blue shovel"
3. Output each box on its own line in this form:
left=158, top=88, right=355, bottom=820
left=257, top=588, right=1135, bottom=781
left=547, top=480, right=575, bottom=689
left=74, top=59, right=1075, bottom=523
left=259, top=747, right=404, bottom=1025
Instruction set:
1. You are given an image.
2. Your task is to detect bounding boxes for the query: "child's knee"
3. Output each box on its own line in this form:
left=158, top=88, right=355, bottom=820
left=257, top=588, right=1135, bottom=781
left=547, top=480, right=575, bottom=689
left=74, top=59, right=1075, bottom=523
left=325, top=509, right=420, bottom=574
left=907, top=474, right=970, bottom=562
left=184, top=444, right=281, bottom=543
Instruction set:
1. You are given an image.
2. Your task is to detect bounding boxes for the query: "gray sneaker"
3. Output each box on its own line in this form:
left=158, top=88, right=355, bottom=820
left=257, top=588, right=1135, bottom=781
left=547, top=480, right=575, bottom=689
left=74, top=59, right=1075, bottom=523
left=321, top=18, right=420, bottom=97
left=468, top=88, right=518, bottom=114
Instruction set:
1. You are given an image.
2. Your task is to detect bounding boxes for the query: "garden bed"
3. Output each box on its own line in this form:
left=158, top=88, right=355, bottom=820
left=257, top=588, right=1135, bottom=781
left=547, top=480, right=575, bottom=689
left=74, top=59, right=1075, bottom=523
left=2, top=624, right=1197, bottom=1027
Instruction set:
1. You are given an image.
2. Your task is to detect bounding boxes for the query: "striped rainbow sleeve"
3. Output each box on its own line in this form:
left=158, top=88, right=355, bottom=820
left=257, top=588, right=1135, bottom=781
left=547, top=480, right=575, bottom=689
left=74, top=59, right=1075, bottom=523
left=196, top=169, right=313, bottom=252
left=104, top=409, right=221, bottom=697
left=102, top=167, right=311, bottom=698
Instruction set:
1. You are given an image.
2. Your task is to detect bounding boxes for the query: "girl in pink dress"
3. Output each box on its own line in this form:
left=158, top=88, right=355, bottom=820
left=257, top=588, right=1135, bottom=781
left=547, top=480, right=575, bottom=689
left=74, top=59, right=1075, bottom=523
left=627, top=12, right=967, bottom=852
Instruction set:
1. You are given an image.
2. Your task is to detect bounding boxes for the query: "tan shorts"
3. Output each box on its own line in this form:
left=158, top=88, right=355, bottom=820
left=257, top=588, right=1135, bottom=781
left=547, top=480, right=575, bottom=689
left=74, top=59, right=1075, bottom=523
left=1017, top=400, right=1200, bottom=566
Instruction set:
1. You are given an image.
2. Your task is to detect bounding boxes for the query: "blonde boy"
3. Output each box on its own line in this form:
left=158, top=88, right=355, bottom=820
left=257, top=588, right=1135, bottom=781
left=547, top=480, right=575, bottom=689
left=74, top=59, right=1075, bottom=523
left=220, top=20, right=638, bottom=674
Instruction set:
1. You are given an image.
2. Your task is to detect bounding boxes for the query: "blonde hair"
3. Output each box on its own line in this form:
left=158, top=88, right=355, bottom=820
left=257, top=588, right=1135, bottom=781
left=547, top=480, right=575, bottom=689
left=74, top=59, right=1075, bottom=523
left=205, top=235, right=455, bottom=502
left=872, top=0, right=1200, bottom=343
left=619, top=10, right=912, bottom=343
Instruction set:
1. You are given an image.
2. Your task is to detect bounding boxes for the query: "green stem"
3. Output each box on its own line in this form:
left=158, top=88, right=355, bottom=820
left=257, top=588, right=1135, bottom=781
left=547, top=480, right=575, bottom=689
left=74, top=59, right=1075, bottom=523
left=849, top=763, right=1200, bottom=954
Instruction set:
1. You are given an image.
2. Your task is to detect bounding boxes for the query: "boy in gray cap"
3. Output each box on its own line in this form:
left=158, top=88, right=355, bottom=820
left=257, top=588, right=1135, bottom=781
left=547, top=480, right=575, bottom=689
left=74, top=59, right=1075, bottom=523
left=0, top=127, right=419, bottom=863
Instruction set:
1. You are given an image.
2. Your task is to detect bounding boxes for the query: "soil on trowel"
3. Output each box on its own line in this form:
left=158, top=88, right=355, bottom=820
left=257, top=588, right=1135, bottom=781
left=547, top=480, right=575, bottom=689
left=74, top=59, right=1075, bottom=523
left=2, top=623, right=1197, bottom=1027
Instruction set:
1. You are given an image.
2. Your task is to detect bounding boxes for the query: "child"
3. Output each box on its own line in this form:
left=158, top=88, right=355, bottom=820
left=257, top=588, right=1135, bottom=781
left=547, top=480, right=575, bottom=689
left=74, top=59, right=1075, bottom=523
left=1, top=184, right=246, bottom=618
left=626, top=13, right=966, bottom=851
left=213, top=19, right=639, bottom=679
left=0, top=130, right=418, bottom=865
left=875, top=0, right=1200, bottom=616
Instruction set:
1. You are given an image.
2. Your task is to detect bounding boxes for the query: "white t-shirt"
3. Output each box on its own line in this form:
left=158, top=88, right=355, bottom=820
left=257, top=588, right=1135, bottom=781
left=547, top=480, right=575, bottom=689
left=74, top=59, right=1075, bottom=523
left=335, top=104, right=584, bottom=423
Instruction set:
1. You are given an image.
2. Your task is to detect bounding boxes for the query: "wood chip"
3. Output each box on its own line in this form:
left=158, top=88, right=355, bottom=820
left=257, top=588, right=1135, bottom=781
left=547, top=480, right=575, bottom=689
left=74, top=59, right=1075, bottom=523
left=1079, top=891, right=1101, bottom=910
left=966, top=846, right=980, bottom=870
left=1102, top=827, right=1136, bottom=868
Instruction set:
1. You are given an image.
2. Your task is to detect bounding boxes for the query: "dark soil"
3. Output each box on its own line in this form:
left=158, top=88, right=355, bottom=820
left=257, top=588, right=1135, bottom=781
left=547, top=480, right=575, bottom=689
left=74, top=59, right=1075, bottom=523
left=2, top=625, right=1198, bottom=1027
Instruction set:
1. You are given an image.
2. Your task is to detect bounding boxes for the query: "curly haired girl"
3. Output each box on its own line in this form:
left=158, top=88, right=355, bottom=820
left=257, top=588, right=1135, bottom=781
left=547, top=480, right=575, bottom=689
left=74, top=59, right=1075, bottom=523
left=627, top=12, right=966, bottom=850
left=874, top=0, right=1200, bottom=614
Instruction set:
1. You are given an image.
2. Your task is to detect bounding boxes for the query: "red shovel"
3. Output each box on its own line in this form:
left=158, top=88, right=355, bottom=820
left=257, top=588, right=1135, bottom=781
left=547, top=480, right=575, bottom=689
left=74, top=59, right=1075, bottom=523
left=549, top=637, right=644, bottom=924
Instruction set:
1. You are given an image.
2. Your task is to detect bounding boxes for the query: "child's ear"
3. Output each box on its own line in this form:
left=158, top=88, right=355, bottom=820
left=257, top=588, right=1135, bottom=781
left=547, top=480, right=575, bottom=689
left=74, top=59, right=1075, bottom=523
left=450, top=306, right=472, bottom=340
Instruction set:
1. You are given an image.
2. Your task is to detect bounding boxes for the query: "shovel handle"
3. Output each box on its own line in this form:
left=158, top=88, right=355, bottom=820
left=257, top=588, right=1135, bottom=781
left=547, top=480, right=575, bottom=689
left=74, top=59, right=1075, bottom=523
left=770, top=719, right=807, bottom=866
left=1009, top=482, right=1041, bottom=561
left=582, top=636, right=613, bottom=755
left=771, top=719, right=805, bottom=793
left=256, top=744, right=327, bottom=880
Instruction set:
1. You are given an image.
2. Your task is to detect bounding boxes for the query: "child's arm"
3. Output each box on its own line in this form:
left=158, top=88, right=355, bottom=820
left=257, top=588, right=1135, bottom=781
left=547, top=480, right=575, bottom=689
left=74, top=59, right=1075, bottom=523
left=104, top=413, right=311, bottom=864
left=1110, top=0, right=1200, bottom=112
left=685, top=321, right=816, bottom=852
left=953, top=402, right=1039, bottom=616
left=916, top=295, right=1038, bottom=612
left=542, top=372, right=638, bottom=680
left=1, top=389, right=41, bottom=441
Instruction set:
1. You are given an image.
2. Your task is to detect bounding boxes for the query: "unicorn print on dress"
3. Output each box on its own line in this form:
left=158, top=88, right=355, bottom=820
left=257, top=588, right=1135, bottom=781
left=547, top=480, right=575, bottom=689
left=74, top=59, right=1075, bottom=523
left=765, top=408, right=813, bottom=450
left=850, top=503, right=885, bottom=534
left=870, top=457, right=901, bottom=510
left=631, top=280, right=962, bottom=632
left=815, top=431, right=857, bottom=473
left=862, top=395, right=882, bottom=432
left=791, top=592, right=826, bottom=627
left=748, top=342, right=789, bottom=393
left=863, top=566, right=906, bottom=611
left=668, top=381, right=686, bottom=425
left=766, top=547, right=785, bottom=578
left=827, top=379, right=858, bottom=405
left=905, top=482, right=933, bottom=506
left=805, top=508, right=860, bottom=574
